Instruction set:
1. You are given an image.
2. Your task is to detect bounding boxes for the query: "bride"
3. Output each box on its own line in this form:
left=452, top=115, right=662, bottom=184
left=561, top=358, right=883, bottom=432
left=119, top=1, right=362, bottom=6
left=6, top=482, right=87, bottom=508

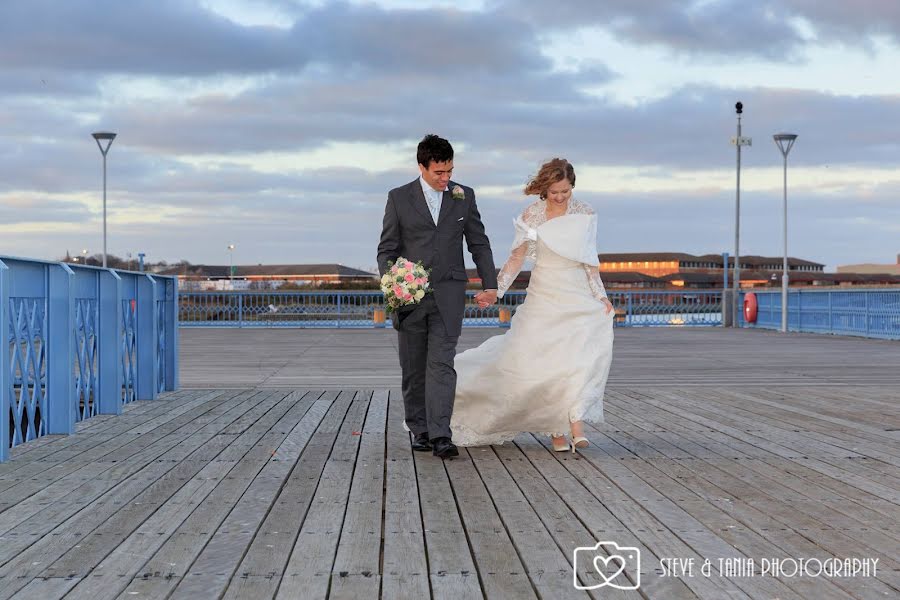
left=451, top=158, right=615, bottom=451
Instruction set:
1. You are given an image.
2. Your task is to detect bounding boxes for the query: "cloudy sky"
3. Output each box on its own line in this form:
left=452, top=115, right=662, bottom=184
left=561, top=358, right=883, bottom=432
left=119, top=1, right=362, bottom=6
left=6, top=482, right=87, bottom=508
left=2, top=0, right=899, bottom=272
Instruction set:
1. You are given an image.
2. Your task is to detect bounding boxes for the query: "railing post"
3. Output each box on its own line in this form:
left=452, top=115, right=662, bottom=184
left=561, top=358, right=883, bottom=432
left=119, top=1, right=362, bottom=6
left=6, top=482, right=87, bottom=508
left=238, top=292, right=244, bottom=329
left=337, top=293, right=342, bottom=329
left=0, top=259, right=9, bottom=461
left=166, top=278, right=179, bottom=391
left=97, top=269, right=123, bottom=415
left=864, top=291, right=869, bottom=336
left=626, top=292, right=633, bottom=326
left=136, top=274, right=159, bottom=401
left=47, top=263, right=76, bottom=435
left=827, top=291, right=832, bottom=331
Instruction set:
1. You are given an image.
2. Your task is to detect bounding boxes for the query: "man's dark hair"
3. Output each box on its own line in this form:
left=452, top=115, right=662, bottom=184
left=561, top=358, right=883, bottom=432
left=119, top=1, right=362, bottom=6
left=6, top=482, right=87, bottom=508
left=417, top=134, right=454, bottom=168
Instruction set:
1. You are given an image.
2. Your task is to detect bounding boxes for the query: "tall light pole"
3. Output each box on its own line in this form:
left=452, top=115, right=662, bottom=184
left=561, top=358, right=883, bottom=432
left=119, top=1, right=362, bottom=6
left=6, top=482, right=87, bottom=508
left=91, top=131, right=117, bottom=268
left=730, top=102, right=751, bottom=326
left=773, top=133, right=797, bottom=333
left=227, top=244, right=236, bottom=288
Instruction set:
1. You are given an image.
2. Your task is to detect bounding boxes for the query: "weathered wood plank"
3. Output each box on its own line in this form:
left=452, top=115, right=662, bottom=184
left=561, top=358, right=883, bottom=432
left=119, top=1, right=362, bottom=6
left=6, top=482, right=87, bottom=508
left=161, top=391, right=349, bottom=600
left=380, top=390, right=431, bottom=600
left=273, top=392, right=370, bottom=600
left=58, top=392, right=324, bottom=600
left=328, top=389, right=387, bottom=600
left=468, top=445, right=588, bottom=599
left=443, top=448, right=538, bottom=600
left=118, top=394, right=337, bottom=599
left=0, top=390, right=289, bottom=598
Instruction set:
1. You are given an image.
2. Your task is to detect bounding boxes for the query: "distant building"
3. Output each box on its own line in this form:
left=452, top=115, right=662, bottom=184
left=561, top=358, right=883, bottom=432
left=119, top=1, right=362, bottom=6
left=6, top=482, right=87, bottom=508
left=466, top=252, right=899, bottom=290
left=599, top=252, right=824, bottom=276
left=837, top=254, right=900, bottom=276
left=161, top=263, right=377, bottom=290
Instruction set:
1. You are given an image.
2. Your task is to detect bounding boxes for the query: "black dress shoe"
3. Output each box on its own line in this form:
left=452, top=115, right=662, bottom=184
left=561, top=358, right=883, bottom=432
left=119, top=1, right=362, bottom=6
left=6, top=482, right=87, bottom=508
left=411, top=432, right=432, bottom=452
left=431, top=437, right=459, bottom=459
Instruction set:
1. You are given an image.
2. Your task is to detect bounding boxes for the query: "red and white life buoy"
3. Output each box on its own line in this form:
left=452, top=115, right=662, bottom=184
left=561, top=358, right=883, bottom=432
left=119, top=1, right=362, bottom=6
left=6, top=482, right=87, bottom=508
left=743, top=292, right=758, bottom=323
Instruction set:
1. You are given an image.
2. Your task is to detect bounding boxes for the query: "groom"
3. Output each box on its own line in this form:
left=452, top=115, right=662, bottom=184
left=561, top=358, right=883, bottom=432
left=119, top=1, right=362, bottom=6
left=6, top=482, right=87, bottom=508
left=377, top=134, right=497, bottom=458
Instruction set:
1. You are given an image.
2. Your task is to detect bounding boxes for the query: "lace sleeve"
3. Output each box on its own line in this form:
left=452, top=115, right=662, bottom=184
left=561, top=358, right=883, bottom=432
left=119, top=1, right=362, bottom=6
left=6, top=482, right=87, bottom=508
left=497, top=241, right=527, bottom=298
left=584, top=265, right=608, bottom=301
left=568, top=198, right=606, bottom=300
left=497, top=202, right=542, bottom=298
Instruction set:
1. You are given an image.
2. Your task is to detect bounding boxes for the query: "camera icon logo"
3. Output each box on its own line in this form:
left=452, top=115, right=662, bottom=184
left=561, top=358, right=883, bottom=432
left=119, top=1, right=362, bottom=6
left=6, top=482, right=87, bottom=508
left=573, top=541, right=641, bottom=590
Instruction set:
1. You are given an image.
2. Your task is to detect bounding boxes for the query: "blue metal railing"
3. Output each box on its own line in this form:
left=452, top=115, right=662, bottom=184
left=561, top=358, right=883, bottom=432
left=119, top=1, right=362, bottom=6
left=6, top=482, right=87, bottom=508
left=179, top=289, right=724, bottom=328
left=0, top=256, right=179, bottom=460
left=739, top=288, right=900, bottom=340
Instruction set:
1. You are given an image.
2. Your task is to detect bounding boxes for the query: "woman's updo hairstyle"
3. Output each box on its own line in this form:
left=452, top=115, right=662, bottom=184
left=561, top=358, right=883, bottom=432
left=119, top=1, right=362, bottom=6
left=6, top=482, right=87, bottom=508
left=524, top=158, right=576, bottom=198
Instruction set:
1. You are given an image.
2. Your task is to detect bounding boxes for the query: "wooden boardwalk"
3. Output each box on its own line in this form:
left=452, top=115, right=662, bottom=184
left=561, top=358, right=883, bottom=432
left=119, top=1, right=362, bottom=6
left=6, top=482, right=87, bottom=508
left=0, top=328, right=897, bottom=599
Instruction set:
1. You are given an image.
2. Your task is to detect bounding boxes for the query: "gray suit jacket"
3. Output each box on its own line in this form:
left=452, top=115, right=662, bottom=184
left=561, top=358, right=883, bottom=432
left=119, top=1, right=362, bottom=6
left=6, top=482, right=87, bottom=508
left=377, top=179, right=497, bottom=337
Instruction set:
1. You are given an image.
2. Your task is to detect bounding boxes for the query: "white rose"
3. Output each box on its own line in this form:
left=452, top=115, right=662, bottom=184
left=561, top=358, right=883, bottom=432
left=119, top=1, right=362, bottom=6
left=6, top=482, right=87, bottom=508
left=414, top=290, right=425, bottom=300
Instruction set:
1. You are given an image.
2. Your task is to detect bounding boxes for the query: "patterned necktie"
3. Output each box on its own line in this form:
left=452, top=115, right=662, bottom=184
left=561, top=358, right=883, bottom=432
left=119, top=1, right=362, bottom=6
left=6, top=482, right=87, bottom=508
left=425, top=189, right=440, bottom=224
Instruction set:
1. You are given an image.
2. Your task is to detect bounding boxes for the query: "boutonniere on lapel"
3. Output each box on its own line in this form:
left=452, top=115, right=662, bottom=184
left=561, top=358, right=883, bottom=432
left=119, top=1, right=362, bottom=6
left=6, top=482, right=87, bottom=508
left=451, top=185, right=465, bottom=200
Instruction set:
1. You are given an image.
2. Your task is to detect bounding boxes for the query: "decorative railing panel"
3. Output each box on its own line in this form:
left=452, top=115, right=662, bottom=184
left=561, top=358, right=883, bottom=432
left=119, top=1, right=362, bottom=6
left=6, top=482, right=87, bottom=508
left=179, top=290, right=724, bottom=328
left=121, top=297, right=138, bottom=405
left=9, top=297, right=47, bottom=445
left=74, top=298, right=99, bottom=421
left=0, top=256, right=178, bottom=460
left=740, top=289, right=900, bottom=340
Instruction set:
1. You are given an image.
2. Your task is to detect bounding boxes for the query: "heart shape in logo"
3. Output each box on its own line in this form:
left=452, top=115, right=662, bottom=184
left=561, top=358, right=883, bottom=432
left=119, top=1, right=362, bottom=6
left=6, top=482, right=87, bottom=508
left=593, top=554, right=626, bottom=585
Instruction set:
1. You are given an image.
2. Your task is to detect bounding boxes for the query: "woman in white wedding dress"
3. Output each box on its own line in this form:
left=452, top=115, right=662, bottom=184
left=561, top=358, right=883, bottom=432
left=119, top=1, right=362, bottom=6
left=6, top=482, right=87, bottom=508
left=451, top=158, right=615, bottom=451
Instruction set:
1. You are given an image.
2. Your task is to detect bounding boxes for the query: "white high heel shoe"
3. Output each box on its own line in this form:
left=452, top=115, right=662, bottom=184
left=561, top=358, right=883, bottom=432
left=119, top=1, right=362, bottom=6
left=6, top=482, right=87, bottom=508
left=572, top=436, right=589, bottom=450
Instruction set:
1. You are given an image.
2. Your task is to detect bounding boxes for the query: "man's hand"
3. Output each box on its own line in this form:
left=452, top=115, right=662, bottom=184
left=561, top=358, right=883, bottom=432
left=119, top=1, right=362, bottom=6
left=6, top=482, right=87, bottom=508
left=474, top=289, right=498, bottom=309
left=600, top=297, right=614, bottom=314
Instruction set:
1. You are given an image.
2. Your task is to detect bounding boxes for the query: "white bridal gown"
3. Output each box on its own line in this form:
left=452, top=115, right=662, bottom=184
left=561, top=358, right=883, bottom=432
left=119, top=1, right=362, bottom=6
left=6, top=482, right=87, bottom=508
left=451, top=197, right=615, bottom=446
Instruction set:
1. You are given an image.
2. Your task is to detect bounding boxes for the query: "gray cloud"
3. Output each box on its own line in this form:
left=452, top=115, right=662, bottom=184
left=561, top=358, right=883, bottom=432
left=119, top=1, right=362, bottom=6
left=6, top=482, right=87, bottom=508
left=1, top=0, right=897, bottom=272
left=0, top=0, right=299, bottom=76
left=501, top=0, right=804, bottom=58
left=0, top=196, right=92, bottom=225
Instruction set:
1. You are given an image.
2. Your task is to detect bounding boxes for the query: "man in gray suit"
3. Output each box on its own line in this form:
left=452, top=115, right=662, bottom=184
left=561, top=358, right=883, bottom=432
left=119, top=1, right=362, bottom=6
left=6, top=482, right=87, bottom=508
left=377, top=134, right=498, bottom=458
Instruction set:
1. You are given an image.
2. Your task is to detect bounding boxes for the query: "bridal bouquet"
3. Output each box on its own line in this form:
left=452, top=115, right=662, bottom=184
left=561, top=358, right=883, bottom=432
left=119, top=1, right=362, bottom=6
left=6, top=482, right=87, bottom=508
left=381, top=257, right=431, bottom=314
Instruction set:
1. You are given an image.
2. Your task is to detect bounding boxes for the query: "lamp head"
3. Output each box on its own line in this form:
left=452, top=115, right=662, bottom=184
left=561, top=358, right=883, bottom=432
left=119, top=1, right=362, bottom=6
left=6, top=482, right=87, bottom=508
left=91, top=131, right=117, bottom=154
left=735, top=101, right=743, bottom=114
left=773, top=133, right=797, bottom=158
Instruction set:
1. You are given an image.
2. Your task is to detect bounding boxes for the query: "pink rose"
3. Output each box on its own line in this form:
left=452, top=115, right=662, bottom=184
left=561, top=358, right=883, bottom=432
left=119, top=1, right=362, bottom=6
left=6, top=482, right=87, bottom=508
left=402, top=292, right=413, bottom=301
left=392, top=285, right=403, bottom=296
left=405, top=273, right=414, bottom=282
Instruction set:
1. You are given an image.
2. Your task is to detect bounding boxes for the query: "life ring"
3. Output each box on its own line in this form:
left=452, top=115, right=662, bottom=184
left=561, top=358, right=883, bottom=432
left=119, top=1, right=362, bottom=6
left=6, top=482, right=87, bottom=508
left=743, top=292, right=758, bottom=323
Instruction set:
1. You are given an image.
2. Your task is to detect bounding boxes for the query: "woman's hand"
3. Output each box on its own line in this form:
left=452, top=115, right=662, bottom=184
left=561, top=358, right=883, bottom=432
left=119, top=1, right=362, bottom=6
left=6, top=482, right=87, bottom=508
left=600, top=297, right=614, bottom=314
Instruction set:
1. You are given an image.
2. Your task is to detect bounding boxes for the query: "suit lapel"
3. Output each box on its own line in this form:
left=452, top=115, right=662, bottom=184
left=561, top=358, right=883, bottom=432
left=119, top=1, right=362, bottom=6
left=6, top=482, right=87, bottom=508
left=437, top=185, right=454, bottom=226
left=407, top=179, right=435, bottom=224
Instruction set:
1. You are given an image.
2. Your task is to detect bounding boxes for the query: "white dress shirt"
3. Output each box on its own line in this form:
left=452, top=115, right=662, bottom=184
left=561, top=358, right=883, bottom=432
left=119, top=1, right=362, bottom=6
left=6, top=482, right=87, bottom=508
left=419, top=176, right=446, bottom=225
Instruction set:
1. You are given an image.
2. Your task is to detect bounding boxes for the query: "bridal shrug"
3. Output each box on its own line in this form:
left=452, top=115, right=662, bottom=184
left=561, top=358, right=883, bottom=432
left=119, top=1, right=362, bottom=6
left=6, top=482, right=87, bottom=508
left=451, top=198, right=614, bottom=446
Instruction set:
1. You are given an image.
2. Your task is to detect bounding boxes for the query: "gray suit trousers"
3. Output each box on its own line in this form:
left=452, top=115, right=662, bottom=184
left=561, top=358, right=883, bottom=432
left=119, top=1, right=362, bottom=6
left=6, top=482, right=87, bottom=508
left=397, top=295, right=459, bottom=440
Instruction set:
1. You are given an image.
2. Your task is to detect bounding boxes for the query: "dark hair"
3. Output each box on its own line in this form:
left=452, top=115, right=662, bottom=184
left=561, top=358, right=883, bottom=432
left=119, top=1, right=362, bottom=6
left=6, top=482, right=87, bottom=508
left=417, top=134, right=454, bottom=168
left=524, top=158, right=576, bottom=198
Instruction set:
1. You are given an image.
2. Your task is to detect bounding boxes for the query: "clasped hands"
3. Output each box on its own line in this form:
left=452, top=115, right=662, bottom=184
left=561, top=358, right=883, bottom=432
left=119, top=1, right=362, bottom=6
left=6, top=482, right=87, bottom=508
left=474, top=289, right=498, bottom=309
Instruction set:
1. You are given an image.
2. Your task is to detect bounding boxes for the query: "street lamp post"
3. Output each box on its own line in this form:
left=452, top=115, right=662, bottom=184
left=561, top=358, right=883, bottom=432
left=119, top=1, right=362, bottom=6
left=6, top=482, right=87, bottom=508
left=773, top=133, right=797, bottom=333
left=730, top=102, right=752, bottom=327
left=227, top=244, right=236, bottom=288
left=91, top=132, right=117, bottom=268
